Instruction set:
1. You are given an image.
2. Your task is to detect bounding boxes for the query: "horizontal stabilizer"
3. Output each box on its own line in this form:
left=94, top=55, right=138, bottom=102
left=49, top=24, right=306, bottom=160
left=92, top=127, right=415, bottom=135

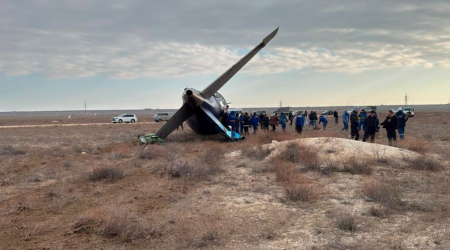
left=200, top=106, right=240, bottom=140
left=201, top=27, right=279, bottom=99
left=155, top=103, right=192, bottom=139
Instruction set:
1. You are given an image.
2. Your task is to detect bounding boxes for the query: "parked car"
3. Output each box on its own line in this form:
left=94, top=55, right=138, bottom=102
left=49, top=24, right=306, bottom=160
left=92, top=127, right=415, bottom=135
left=403, top=107, right=415, bottom=117
left=111, top=114, right=138, bottom=123
left=253, top=110, right=266, bottom=115
left=321, top=110, right=334, bottom=116
left=153, top=112, right=174, bottom=122
left=292, top=110, right=306, bottom=116
left=270, top=107, right=291, bottom=116
left=362, top=106, right=377, bottom=113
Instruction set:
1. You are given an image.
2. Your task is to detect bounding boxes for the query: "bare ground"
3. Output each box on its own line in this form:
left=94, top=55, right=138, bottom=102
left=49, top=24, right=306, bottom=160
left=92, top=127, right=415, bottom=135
left=0, top=111, right=449, bottom=249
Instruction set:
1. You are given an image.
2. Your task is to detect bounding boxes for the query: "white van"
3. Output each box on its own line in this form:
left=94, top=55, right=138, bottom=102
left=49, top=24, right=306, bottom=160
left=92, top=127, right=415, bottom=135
left=153, top=112, right=174, bottom=122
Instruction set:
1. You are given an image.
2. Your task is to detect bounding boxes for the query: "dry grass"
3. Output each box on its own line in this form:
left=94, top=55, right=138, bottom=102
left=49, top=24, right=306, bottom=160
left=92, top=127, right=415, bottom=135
left=270, top=158, right=320, bottom=202
left=399, top=139, right=429, bottom=154
left=279, top=142, right=320, bottom=170
left=0, top=145, right=26, bottom=155
left=405, top=156, right=443, bottom=171
left=242, top=145, right=273, bottom=161
left=362, top=178, right=403, bottom=210
left=89, top=167, right=124, bottom=182
left=284, top=182, right=318, bottom=202
left=343, top=158, right=373, bottom=175
left=336, top=214, right=357, bottom=232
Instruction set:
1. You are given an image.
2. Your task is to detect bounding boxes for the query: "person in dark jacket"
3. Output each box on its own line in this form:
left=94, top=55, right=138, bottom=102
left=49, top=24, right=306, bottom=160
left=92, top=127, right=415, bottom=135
left=250, top=112, right=260, bottom=134
left=362, top=110, right=379, bottom=143
left=243, top=112, right=251, bottom=135
left=333, top=110, right=339, bottom=124
left=295, top=113, right=304, bottom=134
left=262, top=114, right=270, bottom=131
left=259, top=113, right=265, bottom=129
left=380, top=110, right=399, bottom=146
left=395, top=108, right=408, bottom=139
left=269, top=113, right=280, bottom=132
left=350, top=108, right=360, bottom=140
left=288, top=111, right=294, bottom=126
left=226, top=111, right=237, bottom=141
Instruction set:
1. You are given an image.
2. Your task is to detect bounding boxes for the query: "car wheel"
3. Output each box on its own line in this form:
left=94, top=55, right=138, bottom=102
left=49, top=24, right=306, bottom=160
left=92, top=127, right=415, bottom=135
left=118, top=119, right=123, bottom=123
left=131, top=119, right=135, bottom=123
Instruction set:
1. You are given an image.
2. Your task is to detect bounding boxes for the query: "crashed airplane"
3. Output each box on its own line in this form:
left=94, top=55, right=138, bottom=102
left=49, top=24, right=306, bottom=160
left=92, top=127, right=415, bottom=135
left=139, top=28, right=278, bottom=143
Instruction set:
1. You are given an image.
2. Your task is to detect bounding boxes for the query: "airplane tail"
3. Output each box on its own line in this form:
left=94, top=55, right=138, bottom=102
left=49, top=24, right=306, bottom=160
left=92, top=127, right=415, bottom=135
left=154, top=28, right=279, bottom=139
left=201, top=27, right=279, bottom=99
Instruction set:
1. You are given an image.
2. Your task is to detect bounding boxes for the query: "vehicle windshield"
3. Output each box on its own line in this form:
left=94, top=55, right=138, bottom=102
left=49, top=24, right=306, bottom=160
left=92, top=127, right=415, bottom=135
left=118, top=114, right=126, bottom=117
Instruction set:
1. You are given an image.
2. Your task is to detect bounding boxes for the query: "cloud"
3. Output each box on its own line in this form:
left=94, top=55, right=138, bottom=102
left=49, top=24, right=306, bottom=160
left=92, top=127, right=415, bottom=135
left=0, top=0, right=449, bottom=79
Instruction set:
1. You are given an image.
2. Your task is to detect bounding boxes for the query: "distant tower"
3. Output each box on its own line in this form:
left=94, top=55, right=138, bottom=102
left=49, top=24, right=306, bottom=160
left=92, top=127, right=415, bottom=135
left=404, top=94, right=408, bottom=106
left=279, top=100, right=282, bottom=108
left=85, top=101, right=87, bottom=115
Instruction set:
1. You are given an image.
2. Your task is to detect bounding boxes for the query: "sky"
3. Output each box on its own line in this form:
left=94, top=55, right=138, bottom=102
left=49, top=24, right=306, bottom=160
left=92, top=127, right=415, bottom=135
left=1, top=0, right=450, bottom=111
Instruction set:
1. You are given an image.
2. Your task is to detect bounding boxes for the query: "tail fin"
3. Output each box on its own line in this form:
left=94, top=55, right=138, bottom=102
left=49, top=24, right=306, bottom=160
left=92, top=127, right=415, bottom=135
left=201, top=27, right=279, bottom=99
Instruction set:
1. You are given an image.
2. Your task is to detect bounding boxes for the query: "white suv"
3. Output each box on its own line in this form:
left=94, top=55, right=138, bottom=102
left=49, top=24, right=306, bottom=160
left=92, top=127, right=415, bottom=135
left=111, top=114, right=138, bottom=123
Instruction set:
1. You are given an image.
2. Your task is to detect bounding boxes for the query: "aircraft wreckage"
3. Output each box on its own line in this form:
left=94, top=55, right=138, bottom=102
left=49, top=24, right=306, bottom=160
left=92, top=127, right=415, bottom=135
left=139, top=28, right=279, bottom=143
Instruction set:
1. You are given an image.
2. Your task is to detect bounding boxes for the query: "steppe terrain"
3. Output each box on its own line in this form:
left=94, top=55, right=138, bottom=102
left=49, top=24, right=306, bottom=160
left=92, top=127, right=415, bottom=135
left=1, top=110, right=449, bottom=249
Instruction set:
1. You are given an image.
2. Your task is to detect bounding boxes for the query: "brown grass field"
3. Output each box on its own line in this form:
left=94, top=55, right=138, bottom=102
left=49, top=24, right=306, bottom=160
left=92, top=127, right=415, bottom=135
left=1, top=111, right=450, bottom=249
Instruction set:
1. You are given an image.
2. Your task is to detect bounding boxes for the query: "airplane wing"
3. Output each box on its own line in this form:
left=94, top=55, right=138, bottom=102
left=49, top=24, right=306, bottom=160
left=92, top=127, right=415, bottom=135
left=201, top=27, right=279, bottom=99
left=155, top=103, right=192, bottom=139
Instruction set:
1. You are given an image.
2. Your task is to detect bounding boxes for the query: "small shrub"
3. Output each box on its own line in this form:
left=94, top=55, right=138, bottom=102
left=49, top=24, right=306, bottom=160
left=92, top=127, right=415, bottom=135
left=61, top=161, right=72, bottom=168
left=362, top=178, right=403, bottom=210
left=401, top=140, right=429, bottom=154
left=319, top=161, right=340, bottom=175
left=189, top=230, right=221, bottom=248
left=102, top=213, right=157, bottom=241
left=200, top=146, right=225, bottom=166
left=336, top=214, right=356, bottom=232
left=139, top=146, right=167, bottom=160
left=405, top=157, right=443, bottom=171
left=279, top=142, right=319, bottom=168
left=243, top=145, right=273, bottom=161
left=343, top=159, right=372, bottom=175
left=0, top=145, right=26, bottom=155
left=368, top=206, right=387, bottom=218
left=284, top=182, right=318, bottom=202
left=90, top=167, right=124, bottom=182
left=280, top=142, right=302, bottom=163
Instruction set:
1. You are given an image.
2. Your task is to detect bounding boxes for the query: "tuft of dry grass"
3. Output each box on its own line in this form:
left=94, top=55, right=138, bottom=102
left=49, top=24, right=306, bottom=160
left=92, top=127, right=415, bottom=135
left=279, top=142, right=320, bottom=170
left=101, top=210, right=161, bottom=242
left=242, top=145, right=273, bottom=161
left=139, top=145, right=168, bottom=160
left=0, top=145, right=26, bottom=155
left=343, top=158, right=373, bottom=175
left=405, top=156, right=443, bottom=171
left=399, top=139, right=429, bottom=154
left=336, top=214, right=357, bottom=232
left=284, top=182, right=318, bottom=202
left=89, top=167, right=124, bottom=182
left=362, top=178, right=403, bottom=210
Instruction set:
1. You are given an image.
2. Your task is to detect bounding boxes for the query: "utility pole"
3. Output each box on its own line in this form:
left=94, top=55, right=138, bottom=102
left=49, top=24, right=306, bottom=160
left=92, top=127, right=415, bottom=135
left=404, top=94, right=408, bottom=106
left=85, top=100, right=87, bottom=115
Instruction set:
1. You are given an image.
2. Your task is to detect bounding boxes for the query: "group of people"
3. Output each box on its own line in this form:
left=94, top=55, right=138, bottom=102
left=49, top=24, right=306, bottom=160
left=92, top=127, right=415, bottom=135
left=225, top=110, right=331, bottom=140
left=342, top=107, right=409, bottom=146
left=225, top=107, right=410, bottom=146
